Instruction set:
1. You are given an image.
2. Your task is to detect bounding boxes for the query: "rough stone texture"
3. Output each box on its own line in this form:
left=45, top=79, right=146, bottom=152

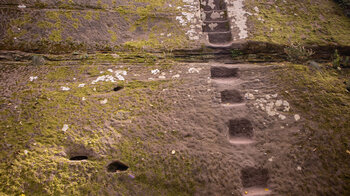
left=0, top=0, right=202, bottom=53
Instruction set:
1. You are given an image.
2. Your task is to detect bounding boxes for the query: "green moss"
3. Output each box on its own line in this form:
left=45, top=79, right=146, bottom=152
left=5, top=14, right=31, bottom=40
left=34, top=2, right=47, bottom=8
left=0, top=54, right=198, bottom=195
left=45, top=11, right=64, bottom=42
left=115, top=6, right=134, bottom=22
left=90, top=52, right=167, bottom=67
left=124, top=39, right=160, bottom=50
left=273, top=63, right=350, bottom=193
left=93, top=12, right=100, bottom=20
left=275, top=63, right=350, bottom=128
left=115, top=135, right=197, bottom=195
left=64, top=11, right=81, bottom=29
left=1, top=0, right=193, bottom=53
left=46, top=66, right=75, bottom=81
left=10, top=14, right=32, bottom=27
left=108, top=29, right=118, bottom=42
left=0, top=66, right=166, bottom=194
left=0, top=144, right=104, bottom=195
left=37, top=21, right=54, bottom=29
left=46, top=11, right=60, bottom=21
left=49, top=29, right=62, bottom=42
left=72, top=22, right=79, bottom=30
left=246, top=0, right=350, bottom=45
left=84, top=11, right=93, bottom=20
left=126, top=80, right=167, bottom=90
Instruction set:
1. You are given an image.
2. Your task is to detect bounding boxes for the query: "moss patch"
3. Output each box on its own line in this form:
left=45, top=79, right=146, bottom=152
left=0, top=55, right=198, bottom=195
left=246, top=0, right=350, bottom=45
left=273, top=63, right=350, bottom=194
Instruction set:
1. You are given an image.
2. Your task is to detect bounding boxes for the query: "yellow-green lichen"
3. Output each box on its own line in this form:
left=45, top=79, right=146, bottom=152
left=246, top=0, right=350, bottom=45
left=108, top=29, right=118, bottom=42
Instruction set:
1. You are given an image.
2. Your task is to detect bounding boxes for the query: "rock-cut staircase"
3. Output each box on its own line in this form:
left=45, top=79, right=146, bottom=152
left=200, top=0, right=233, bottom=46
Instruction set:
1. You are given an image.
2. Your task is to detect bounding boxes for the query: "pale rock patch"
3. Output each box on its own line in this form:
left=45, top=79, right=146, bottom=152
left=208, top=23, right=218, bottom=30
left=62, top=124, right=69, bottom=132
left=245, top=93, right=255, bottom=100
left=278, top=114, right=286, bottom=120
left=188, top=67, right=201, bottom=73
left=275, top=100, right=283, bottom=107
left=100, top=99, right=108, bottom=105
left=29, top=76, right=38, bottom=82
left=91, top=75, right=116, bottom=84
left=227, top=0, right=249, bottom=39
left=172, top=74, right=180, bottom=78
left=61, top=86, right=70, bottom=91
left=151, top=69, right=160, bottom=75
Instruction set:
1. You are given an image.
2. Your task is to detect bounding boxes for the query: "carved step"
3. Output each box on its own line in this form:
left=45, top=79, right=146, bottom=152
left=203, top=21, right=230, bottom=32
left=208, top=31, right=232, bottom=44
left=241, top=167, right=271, bottom=195
left=200, top=0, right=227, bottom=11
left=202, top=10, right=227, bottom=22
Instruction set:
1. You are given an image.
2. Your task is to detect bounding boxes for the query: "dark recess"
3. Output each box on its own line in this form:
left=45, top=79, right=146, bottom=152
left=69, top=156, right=88, bottom=161
left=113, top=86, right=124, bottom=91
left=241, top=167, right=269, bottom=188
left=221, top=89, right=243, bottom=104
left=229, top=118, right=253, bottom=138
left=211, top=66, right=239, bottom=78
left=107, top=161, right=129, bottom=172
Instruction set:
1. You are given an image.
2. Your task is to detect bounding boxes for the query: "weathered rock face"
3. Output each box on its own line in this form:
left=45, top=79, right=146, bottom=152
left=0, top=7, right=129, bottom=53
left=1, top=0, right=350, bottom=54
left=0, top=0, right=126, bottom=8
left=0, top=0, right=203, bottom=53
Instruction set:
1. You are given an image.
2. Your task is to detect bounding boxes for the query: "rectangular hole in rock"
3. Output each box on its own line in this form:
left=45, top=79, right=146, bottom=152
left=228, top=118, right=254, bottom=144
left=211, top=66, right=239, bottom=78
left=241, top=167, right=269, bottom=188
left=229, top=118, right=253, bottom=139
left=208, top=32, right=233, bottom=44
left=221, top=90, right=243, bottom=104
